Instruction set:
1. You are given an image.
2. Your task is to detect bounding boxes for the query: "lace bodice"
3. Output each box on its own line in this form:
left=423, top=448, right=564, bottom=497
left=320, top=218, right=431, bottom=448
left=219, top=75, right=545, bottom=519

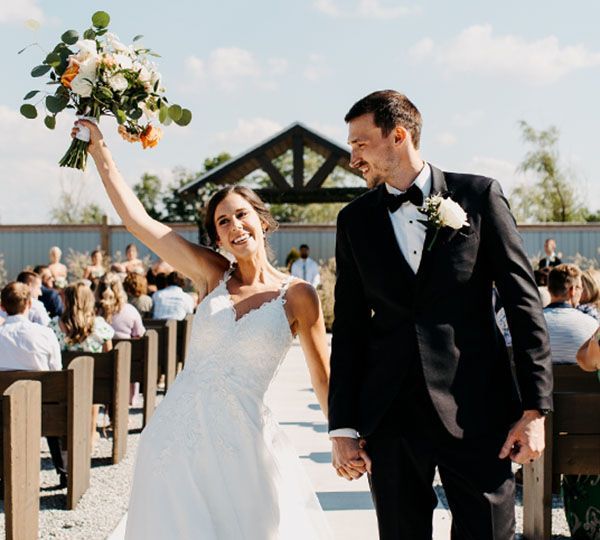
left=184, top=268, right=295, bottom=397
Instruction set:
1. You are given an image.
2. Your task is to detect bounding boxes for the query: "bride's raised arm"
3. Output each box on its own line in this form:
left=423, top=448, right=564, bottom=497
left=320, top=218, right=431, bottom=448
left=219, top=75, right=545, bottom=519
left=74, top=120, right=229, bottom=288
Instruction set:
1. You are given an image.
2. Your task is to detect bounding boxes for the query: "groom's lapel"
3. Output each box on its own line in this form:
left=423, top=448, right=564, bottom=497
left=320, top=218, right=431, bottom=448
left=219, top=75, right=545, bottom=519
left=372, top=184, right=417, bottom=281
left=416, top=165, right=448, bottom=283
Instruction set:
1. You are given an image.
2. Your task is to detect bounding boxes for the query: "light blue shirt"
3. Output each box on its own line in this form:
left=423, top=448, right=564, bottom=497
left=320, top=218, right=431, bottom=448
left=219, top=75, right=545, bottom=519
left=152, top=286, right=195, bottom=321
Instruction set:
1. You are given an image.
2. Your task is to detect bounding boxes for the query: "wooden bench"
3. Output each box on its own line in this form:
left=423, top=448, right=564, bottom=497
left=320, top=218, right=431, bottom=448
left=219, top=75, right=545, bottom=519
left=62, top=341, right=131, bottom=465
left=0, top=380, right=41, bottom=540
left=176, top=314, right=194, bottom=374
left=142, top=319, right=177, bottom=391
left=523, top=364, right=600, bottom=539
left=114, top=329, right=158, bottom=428
left=0, top=356, right=94, bottom=510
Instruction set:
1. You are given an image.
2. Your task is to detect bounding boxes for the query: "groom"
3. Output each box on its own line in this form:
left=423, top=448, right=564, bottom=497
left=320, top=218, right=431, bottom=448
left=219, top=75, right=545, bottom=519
left=328, top=90, right=553, bottom=539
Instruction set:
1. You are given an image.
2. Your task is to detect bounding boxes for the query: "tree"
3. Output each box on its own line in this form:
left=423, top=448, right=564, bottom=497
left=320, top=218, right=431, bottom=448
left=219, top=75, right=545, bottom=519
left=133, top=173, right=163, bottom=220
left=50, top=193, right=104, bottom=224
left=510, top=121, right=587, bottom=222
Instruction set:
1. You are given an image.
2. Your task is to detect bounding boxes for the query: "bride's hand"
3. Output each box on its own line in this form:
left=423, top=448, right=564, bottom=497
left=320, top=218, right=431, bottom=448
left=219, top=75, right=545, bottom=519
left=71, top=120, right=105, bottom=155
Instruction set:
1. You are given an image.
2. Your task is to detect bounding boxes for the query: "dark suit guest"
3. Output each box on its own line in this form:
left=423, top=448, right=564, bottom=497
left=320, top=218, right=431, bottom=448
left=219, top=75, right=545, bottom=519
left=34, top=265, right=64, bottom=317
left=329, top=90, right=553, bottom=539
left=538, top=237, right=562, bottom=270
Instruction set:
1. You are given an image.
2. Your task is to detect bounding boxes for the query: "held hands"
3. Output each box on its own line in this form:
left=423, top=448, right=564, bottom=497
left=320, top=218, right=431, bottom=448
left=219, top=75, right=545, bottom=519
left=499, top=410, right=546, bottom=464
left=331, top=437, right=372, bottom=481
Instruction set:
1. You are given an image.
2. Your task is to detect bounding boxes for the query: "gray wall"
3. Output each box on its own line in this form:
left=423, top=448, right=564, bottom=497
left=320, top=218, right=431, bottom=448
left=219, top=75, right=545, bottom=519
left=0, top=223, right=598, bottom=281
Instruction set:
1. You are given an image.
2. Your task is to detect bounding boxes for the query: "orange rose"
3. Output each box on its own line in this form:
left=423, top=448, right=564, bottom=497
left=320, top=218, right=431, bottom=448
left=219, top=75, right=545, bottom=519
left=60, top=61, right=79, bottom=88
left=140, top=124, right=163, bottom=149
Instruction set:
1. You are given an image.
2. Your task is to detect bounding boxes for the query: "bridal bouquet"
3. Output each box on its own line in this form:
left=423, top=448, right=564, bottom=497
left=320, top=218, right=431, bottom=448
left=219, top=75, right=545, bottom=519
left=19, top=11, right=192, bottom=170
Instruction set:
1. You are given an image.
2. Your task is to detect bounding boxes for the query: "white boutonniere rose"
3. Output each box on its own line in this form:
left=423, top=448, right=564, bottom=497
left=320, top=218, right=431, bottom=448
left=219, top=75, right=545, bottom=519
left=418, top=194, right=469, bottom=251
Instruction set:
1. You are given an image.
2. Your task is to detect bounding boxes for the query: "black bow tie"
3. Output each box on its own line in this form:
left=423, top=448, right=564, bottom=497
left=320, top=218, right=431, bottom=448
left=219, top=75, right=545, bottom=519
left=384, top=184, right=424, bottom=212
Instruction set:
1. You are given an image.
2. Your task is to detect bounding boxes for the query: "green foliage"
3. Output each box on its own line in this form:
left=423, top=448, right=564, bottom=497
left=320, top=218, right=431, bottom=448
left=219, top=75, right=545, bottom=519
left=317, top=258, right=336, bottom=332
left=510, top=121, right=588, bottom=223
left=20, top=104, right=37, bottom=119
left=0, top=253, right=8, bottom=289
left=91, top=11, right=110, bottom=28
left=79, top=203, right=104, bottom=224
left=133, top=173, right=163, bottom=220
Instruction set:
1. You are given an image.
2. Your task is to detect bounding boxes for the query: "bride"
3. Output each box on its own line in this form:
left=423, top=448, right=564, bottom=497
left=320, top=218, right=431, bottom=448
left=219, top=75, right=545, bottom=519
left=73, top=120, right=333, bottom=539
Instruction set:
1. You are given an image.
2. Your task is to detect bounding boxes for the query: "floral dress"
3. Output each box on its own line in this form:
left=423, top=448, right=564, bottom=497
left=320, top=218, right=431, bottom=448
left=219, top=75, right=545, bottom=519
left=50, top=316, right=114, bottom=352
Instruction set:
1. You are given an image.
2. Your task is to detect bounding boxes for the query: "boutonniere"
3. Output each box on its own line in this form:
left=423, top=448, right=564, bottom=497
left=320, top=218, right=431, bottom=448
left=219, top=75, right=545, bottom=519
left=418, top=194, right=469, bottom=251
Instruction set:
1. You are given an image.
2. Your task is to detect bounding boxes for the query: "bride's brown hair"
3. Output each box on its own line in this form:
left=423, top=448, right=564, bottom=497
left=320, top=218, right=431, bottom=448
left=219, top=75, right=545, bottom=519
left=204, top=186, right=278, bottom=249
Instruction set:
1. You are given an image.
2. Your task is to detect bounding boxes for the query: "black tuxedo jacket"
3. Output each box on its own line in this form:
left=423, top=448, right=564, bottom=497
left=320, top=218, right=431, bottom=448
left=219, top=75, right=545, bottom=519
left=329, top=165, right=553, bottom=439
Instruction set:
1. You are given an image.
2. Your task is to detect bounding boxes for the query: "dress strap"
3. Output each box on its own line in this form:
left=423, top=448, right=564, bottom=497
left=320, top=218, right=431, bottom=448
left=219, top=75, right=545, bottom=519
left=278, top=275, right=294, bottom=302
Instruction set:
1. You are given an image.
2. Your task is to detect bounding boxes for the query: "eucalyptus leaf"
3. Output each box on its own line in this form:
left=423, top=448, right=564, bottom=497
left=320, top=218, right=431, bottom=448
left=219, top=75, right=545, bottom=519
left=23, top=90, right=40, bottom=100
left=31, top=65, right=51, bottom=77
left=92, top=11, right=110, bottom=28
left=159, top=104, right=168, bottom=124
left=20, top=104, right=37, bottom=119
left=83, top=28, right=96, bottom=40
left=129, top=108, right=143, bottom=120
left=46, top=95, right=68, bottom=113
left=116, top=110, right=127, bottom=124
left=45, top=52, right=61, bottom=67
left=44, top=115, right=56, bottom=129
left=61, top=30, right=79, bottom=45
left=133, top=34, right=144, bottom=42
left=98, top=87, right=114, bottom=100
left=96, top=28, right=108, bottom=36
left=168, top=104, right=182, bottom=122
left=174, top=108, right=192, bottom=127
left=148, top=52, right=162, bottom=58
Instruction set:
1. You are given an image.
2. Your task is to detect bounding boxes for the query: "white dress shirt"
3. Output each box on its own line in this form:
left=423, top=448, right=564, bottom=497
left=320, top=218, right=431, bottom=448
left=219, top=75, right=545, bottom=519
left=152, top=286, right=195, bottom=321
left=0, top=298, right=50, bottom=326
left=0, top=314, right=62, bottom=371
left=291, top=257, right=321, bottom=287
left=329, top=163, right=432, bottom=440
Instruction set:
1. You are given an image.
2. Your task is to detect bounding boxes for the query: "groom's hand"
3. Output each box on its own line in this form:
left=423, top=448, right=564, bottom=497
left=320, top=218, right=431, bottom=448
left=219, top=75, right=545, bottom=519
left=331, top=437, right=372, bottom=481
left=499, top=410, right=546, bottom=464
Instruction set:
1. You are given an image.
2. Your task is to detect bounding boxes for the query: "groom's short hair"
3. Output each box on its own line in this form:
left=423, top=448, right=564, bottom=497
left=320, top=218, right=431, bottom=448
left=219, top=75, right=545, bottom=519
left=345, top=90, right=422, bottom=149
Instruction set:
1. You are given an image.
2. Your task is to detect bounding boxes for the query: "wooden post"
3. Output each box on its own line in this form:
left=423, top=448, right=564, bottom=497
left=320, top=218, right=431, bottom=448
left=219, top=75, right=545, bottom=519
left=100, top=214, right=110, bottom=257
left=3, top=380, right=41, bottom=540
left=292, top=132, right=304, bottom=189
left=112, top=341, right=131, bottom=463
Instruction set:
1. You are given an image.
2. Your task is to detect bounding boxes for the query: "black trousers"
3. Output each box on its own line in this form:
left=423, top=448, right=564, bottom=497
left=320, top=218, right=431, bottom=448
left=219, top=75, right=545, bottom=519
left=46, top=436, right=66, bottom=476
left=365, top=361, right=515, bottom=540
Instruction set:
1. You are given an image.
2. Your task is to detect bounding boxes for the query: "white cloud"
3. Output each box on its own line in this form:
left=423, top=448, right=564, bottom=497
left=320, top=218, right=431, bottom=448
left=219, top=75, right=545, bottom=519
left=436, top=132, right=457, bottom=146
left=0, top=0, right=43, bottom=24
left=183, top=48, right=286, bottom=92
left=215, top=118, right=282, bottom=149
left=409, top=24, right=600, bottom=84
left=304, top=54, right=329, bottom=82
left=452, top=110, right=484, bottom=128
left=314, top=0, right=419, bottom=19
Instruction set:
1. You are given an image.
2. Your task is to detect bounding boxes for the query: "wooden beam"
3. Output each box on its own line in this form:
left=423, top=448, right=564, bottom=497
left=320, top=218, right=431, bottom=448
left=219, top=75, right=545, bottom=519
left=257, top=155, right=291, bottom=191
left=305, top=152, right=340, bottom=190
left=292, top=132, right=304, bottom=189
left=255, top=187, right=366, bottom=204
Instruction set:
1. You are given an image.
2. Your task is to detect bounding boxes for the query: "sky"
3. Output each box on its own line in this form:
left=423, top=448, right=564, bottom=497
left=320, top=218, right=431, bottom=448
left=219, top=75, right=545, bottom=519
left=0, top=0, right=599, bottom=223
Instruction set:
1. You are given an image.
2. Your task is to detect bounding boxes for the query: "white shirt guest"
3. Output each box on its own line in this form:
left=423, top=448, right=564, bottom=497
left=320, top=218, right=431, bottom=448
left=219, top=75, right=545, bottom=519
left=291, top=245, right=321, bottom=288
left=152, top=272, right=195, bottom=321
left=0, top=282, right=61, bottom=372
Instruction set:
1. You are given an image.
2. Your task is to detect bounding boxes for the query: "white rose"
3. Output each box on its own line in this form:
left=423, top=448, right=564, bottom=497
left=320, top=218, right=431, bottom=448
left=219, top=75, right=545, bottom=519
left=437, top=197, right=469, bottom=229
left=109, top=73, right=128, bottom=93
left=74, top=39, right=99, bottom=62
left=114, top=53, right=133, bottom=70
left=70, top=57, right=98, bottom=97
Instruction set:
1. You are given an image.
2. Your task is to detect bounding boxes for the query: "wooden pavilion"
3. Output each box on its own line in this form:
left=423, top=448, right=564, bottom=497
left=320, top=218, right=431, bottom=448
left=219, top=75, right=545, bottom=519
left=178, top=122, right=366, bottom=204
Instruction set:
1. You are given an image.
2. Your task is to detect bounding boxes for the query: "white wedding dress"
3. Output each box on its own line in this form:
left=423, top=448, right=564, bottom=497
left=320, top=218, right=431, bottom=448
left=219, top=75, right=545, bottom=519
left=123, top=268, right=332, bottom=539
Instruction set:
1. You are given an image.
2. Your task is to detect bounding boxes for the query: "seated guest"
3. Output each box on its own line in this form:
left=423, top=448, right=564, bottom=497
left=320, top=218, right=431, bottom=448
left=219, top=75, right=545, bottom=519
left=0, top=282, right=66, bottom=487
left=543, top=264, right=599, bottom=364
left=48, top=246, right=68, bottom=289
left=50, top=282, right=114, bottom=446
left=562, top=327, right=600, bottom=538
left=123, top=243, right=145, bottom=275
left=123, top=272, right=153, bottom=317
left=34, top=265, right=63, bottom=318
left=146, top=258, right=173, bottom=293
left=82, top=249, right=106, bottom=282
left=538, top=237, right=562, bottom=270
left=95, top=273, right=145, bottom=339
left=578, top=269, right=600, bottom=323
left=0, top=271, right=49, bottom=325
left=152, top=272, right=194, bottom=321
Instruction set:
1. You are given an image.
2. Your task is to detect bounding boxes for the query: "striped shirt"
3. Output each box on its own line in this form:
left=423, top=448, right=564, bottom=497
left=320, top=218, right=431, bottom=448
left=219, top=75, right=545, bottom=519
left=543, top=302, right=599, bottom=364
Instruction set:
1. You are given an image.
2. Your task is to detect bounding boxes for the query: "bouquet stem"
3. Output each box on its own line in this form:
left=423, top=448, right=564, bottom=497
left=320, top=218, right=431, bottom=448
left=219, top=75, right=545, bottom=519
left=59, top=138, right=90, bottom=170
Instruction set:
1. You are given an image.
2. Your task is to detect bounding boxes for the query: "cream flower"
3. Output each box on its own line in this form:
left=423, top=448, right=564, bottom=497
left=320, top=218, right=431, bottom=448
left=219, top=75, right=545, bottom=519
left=437, top=197, right=469, bottom=230
left=108, top=73, right=128, bottom=93
left=70, top=57, right=98, bottom=97
left=74, top=39, right=99, bottom=62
